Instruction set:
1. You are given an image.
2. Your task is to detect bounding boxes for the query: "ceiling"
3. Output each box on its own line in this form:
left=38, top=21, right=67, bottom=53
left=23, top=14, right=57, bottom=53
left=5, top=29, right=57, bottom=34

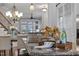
left=0, top=3, right=48, bottom=19
left=0, top=3, right=48, bottom=30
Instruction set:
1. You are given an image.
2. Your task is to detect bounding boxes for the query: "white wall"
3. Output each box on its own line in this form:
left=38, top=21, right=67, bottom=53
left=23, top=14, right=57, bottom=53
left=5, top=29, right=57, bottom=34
left=0, top=37, right=26, bottom=50
left=76, top=4, right=79, bottom=16
left=41, top=3, right=57, bottom=28
left=48, top=3, right=57, bottom=27
left=76, top=4, right=79, bottom=29
left=42, top=10, right=48, bottom=27
left=17, top=37, right=25, bottom=49
left=0, top=37, right=11, bottom=50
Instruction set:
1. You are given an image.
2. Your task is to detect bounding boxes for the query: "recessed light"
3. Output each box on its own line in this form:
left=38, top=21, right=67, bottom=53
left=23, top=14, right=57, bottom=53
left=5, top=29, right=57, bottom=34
left=42, top=8, right=47, bottom=12
left=76, top=18, right=79, bottom=22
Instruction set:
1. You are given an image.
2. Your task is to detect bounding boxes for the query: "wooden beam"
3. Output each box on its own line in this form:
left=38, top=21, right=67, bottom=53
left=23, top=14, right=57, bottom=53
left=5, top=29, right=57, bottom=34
left=0, top=11, right=12, bottom=25
left=0, top=21, right=8, bottom=31
left=0, top=11, right=20, bottom=33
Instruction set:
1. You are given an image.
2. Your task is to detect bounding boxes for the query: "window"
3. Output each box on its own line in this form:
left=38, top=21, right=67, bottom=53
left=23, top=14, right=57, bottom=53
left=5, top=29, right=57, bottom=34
left=20, top=20, right=41, bottom=33
left=35, top=21, right=38, bottom=24
left=21, top=25, right=27, bottom=32
left=35, top=25, right=38, bottom=29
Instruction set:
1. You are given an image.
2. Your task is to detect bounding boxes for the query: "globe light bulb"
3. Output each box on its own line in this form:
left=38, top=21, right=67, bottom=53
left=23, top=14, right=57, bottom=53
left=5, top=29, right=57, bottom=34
left=76, top=18, right=79, bottom=22
left=6, top=11, right=12, bottom=17
left=42, top=8, right=47, bottom=12
left=15, top=11, right=19, bottom=16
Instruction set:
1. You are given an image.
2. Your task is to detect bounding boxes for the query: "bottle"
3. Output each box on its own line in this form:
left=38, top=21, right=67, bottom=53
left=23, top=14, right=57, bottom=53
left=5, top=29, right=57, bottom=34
left=60, top=29, right=67, bottom=44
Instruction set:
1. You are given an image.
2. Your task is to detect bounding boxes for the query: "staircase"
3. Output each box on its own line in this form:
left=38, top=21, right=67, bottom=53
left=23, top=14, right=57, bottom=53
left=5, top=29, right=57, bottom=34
left=0, top=11, right=32, bottom=55
left=18, top=36, right=32, bottom=55
left=0, top=27, right=8, bottom=36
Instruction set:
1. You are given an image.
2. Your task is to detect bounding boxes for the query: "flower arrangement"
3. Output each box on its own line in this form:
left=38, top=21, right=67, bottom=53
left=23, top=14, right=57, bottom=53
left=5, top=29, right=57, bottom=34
left=41, top=26, right=60, bottom=40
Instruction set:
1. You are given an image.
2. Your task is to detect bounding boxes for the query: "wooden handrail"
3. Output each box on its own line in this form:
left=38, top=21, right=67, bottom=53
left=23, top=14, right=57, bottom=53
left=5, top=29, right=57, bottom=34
left=0, top=11, right=12, bottom=31
left=0, top=22, right=8, bottom=31
left=0, top=11, right=12, bottom=25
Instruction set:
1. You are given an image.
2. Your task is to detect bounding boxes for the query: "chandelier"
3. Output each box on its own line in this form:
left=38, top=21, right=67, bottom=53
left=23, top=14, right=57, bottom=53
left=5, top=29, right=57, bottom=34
left=6, top=4, right=23, bottom=23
